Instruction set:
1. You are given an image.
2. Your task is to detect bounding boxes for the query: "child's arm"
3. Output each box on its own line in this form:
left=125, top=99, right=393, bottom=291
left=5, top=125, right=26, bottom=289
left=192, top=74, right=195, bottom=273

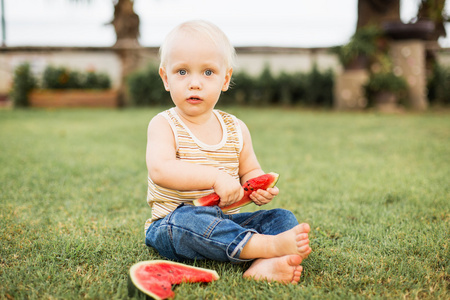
left=237, top=120, right=279, bottom=206
left=146, top=115, right=243, bottom=206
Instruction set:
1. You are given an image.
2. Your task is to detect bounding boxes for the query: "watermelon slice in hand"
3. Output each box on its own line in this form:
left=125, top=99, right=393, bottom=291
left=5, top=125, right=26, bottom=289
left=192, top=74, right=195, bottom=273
left=193, top=172, right=280, bottom=212
left=128, top=260, right=219, bottom=300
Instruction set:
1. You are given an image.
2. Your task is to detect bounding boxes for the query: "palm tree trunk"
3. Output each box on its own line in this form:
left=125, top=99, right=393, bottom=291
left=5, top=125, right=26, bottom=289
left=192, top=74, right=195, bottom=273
left=111, top=0, right=140, bottom=47
left=357, top=0, right=400, bottom=29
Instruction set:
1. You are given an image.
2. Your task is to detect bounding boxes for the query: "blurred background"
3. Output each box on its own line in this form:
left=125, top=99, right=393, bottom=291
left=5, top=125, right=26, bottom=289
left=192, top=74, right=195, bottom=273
left=2, top=0, right=450, bottom=47
left=1, top=0, right=450, bottom=110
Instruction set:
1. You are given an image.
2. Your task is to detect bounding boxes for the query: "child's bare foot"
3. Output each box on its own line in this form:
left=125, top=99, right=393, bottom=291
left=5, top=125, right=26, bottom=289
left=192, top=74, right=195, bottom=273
left=274, top=223, right=312, bottom=259
left=243, top=255, right=303, bottom=284
left=240, top=223, right=312, bottom=260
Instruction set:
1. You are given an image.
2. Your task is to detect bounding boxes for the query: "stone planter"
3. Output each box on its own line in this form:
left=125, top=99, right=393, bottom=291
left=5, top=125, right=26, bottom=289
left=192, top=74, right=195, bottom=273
left=373, top=91, right=401, bottom=112
left=334, top=69, right=369, bottom=110
left=29, top=90, right=119, bottom=108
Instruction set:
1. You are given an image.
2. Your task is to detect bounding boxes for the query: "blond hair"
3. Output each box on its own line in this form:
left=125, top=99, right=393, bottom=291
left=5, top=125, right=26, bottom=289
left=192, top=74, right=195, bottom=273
left=159, top=20, right=236, bottom=69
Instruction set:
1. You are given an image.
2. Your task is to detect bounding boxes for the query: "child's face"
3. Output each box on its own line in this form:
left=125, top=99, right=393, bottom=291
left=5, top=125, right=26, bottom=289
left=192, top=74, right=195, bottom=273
left=159, top=32, right=232, bottom=117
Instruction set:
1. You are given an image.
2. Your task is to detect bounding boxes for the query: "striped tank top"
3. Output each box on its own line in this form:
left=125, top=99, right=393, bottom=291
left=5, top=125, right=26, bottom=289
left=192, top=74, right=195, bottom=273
left=145, top=108, right=243, bottom=231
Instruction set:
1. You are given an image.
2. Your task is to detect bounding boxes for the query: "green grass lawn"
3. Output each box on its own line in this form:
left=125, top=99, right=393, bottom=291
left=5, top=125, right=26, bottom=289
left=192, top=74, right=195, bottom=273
left=1, top=107, right=449, bottom=299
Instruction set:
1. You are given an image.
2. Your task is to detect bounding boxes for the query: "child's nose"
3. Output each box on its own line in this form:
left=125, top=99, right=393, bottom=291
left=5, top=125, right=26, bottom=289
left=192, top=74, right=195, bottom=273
left=189, top=75, right=201, bottom=90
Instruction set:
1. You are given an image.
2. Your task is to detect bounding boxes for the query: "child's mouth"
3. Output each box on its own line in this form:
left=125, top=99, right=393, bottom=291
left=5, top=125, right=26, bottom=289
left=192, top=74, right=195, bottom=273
left=187, top=97, right=202, bottom=104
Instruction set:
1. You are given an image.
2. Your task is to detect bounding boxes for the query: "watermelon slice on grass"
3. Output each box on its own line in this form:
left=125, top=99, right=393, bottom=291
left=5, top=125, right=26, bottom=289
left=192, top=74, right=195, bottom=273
left=128, top=260, right=219, bottom=299
left=193, top=172, right=280, bottom=212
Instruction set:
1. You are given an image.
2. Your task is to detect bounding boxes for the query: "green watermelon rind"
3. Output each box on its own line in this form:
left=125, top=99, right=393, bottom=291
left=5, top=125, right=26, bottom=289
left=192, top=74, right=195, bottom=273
left=128, top=260, right=219, bottom=300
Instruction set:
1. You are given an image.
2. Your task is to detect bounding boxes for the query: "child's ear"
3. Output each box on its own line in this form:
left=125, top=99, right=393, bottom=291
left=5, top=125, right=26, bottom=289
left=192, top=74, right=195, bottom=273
left=159, top=67, right=170, bottom=91
left=222, top=68, right=233, bottom=92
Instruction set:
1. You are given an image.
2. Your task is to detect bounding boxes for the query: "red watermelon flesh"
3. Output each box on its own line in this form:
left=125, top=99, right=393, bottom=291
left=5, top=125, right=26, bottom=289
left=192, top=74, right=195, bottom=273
left=129, top=260, right=219, bottom=299
left=193, top=172, right=279, bottom=212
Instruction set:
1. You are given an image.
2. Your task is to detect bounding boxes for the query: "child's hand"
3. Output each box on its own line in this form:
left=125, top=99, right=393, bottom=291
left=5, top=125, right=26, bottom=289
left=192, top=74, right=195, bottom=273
left=249, top=186, right=279, bottom=206
left=213, top=172, right=244, bottom=208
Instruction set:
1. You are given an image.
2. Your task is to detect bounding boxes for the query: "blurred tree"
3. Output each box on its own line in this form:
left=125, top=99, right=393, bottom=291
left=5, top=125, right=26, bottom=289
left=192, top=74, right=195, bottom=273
left=357, top=0, right=448, bottom=40
left=70, top=0, right=140, bottom=47
left=357, top=0, right=401, bottom=29
left=110, top=0, right=140, bottom=47
left=417, top=0, right=449, bottom=40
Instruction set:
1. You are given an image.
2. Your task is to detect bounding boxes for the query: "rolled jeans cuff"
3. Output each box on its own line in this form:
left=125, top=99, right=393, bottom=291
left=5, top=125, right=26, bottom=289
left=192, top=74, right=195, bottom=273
left=226, top=230, right=258, bottom=263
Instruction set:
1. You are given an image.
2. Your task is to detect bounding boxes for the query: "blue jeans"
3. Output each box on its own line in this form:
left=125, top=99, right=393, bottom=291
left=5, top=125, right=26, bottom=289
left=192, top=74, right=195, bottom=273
left=145, top=204, right=299, bottom=263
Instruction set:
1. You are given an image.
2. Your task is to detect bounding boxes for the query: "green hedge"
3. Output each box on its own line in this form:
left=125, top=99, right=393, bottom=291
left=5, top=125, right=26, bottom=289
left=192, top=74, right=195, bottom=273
left=427, top=63, right=450, bottom=106
left=10, top=63, right=37, bottom=107
left=10, top=63, right=112, bottom=107
left=42, top=66, right=111, bottom=90
left=126, top=64, right=335, bottom=107
left=126, top=64, right=170, bottom=106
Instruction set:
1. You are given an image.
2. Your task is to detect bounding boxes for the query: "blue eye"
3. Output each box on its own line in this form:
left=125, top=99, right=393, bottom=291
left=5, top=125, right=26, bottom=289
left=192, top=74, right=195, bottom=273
left=204, top=70, right=213, bottom=76
left=178, top=70, right=187, bottom=75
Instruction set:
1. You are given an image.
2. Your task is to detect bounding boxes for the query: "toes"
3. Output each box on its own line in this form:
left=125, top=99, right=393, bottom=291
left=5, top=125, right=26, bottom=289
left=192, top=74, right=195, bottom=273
left=287, top=254, right=302, bottom=266
left=291, top=265, right=303, bottom=284
left=298, top=242, right=311, bottom=251
left=299, top=247, right=312, bottom=259
left=296, top=233, right=309, bottom=241
left=288, top=256, right=303, bottom=284
left=297, top=244, right=310, bottom=252
left=299, top=223, right=311, bottom=233
left=297, top=237, right=310, bottom=246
